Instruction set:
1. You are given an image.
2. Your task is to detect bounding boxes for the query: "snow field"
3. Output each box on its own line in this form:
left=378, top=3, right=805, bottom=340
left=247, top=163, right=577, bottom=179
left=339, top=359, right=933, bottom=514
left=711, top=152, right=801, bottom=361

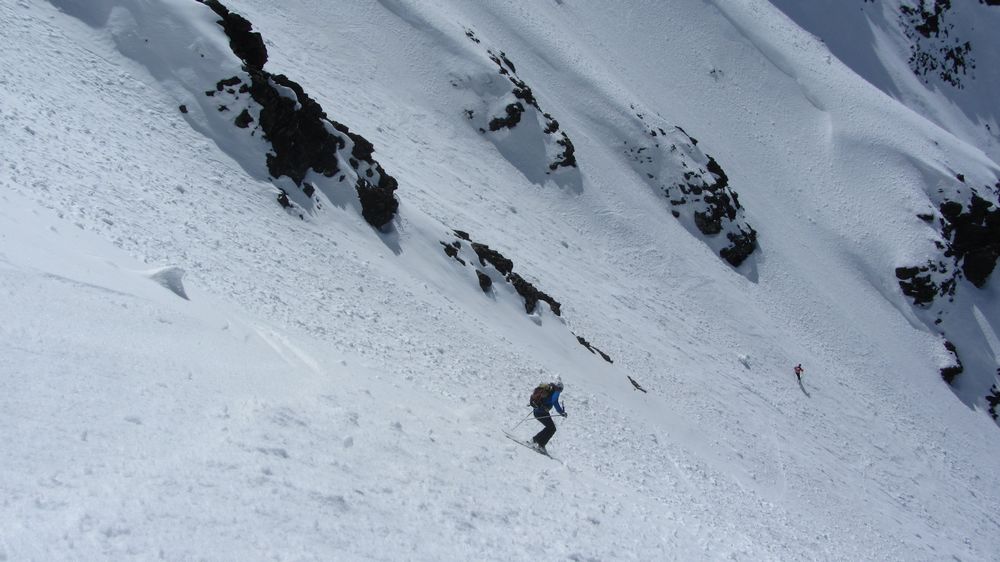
left=1, top=0, right=999, bottom=559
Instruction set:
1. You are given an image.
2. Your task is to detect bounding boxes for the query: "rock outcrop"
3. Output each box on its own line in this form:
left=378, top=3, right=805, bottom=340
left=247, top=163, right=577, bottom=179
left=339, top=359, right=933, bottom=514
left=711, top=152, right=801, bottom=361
left=197, top=0, right=399, bottom=228
left=898, top=0, right=975, bottom=88
left=897, top=177, right=1000, bottom=314
left=439, top=229, right=616, bottom=366
left=624, top=108, right=758, bottom=267
left=458, top=29, right=577, bottom=180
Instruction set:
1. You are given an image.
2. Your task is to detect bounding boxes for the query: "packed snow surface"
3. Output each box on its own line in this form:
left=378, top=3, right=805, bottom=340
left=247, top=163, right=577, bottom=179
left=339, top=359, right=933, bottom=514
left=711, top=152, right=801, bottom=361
left=1, top=0, right=999, bottom=560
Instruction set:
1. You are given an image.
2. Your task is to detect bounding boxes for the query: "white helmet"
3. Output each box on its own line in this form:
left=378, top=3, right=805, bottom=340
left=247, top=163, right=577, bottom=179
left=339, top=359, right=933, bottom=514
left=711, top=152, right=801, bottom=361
left=553, top=374, right=564, bottom=389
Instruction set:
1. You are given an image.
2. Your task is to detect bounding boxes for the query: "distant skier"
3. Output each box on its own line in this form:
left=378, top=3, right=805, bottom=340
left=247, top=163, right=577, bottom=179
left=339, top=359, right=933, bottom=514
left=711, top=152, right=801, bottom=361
left=529, top=376, right=566, bottom=453
left=794, top=363, right=804, bottom=382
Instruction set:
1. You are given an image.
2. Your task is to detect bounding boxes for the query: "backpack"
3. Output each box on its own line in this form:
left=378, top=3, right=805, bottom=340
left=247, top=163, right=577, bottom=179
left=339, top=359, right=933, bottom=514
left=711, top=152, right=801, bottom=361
left=529, top=383, right=554, bottom=408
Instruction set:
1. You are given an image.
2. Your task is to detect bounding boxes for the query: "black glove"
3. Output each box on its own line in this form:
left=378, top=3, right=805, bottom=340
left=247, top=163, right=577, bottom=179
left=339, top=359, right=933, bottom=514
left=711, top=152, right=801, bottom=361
left=560, top=411, right=567, bottom=418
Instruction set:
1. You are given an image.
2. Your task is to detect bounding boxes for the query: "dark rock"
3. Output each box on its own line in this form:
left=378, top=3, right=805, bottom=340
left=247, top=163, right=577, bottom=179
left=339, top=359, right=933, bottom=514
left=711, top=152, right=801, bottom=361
left=440, top=241, right=466, bottom=265
left=202, top=0, right=399, bottom=228
left=277, top=190, right=291, bottom=208
left=629, top=117, right=755, bottom=267
left=355, top=178, right=399, bottom=228
left=179, top=104, right=188, bottom=114
left=899, top=0, right=975, bottom=88
left=627, top=376, right=647, bottom=392
left=476, top=270, right=492, bottom=291
left=507, top=272, right=561, bottom=315
left=940, top=339, right=963, bottom=383
left=216, top=76, right=242, bottom=91
left=302, top=182, right=315, bottom=198
left=350, top=133, right=375, bottom=162
left=549, top=133, right=577, bottom=170
left=247, top=69, right=342, bottom=183
left=488, top=102, right=525, bottom=131
left=509, top=79, right=538, bottom=109
left=498, top=51, right=517, bottom=74
left=896, top=263, right=940, bottom=305
left=234, top=108, right=254, bottom=128
left=940, top=193, right=1000, bottom=287
left=720, top=227, right=758, bottom=267
left=198, top=0, right=268, bottom=69
left=471, top=243, right=514, bottom=275
left=575, top=334, right=613, bottom=363
left=987, top=381, right=999, bottom=420
left=454, top=230, right=470, bottom=241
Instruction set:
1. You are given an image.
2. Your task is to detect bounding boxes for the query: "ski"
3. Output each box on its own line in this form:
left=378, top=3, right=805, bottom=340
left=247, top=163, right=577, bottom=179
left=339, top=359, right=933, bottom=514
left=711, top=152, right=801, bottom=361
left=503, top=431, right=558, bottom=460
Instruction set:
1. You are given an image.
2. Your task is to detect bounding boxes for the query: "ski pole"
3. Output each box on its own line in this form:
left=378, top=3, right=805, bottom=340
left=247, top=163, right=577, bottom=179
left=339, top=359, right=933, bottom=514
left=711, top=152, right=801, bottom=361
left=512, top=413, right=566, bottom=430
left=509, top=412, right=534, bottom=431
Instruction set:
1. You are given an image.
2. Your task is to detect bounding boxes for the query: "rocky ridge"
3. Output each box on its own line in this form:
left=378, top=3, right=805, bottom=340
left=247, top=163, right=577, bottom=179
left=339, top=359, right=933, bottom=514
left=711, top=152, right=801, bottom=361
left=198, top=0, right=399, bottom=227
left=457, top=29, right=577, bottom=180
left=623, top=108, right=758, bottom=268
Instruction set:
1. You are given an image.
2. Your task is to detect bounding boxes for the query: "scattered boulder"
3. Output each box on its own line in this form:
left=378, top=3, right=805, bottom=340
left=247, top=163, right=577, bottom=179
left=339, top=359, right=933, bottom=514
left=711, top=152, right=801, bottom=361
left=356, top=178, right=399, bottom=229
left=439, top=228, right=614, bottom=367
left=575, top=334, right=613, bottom=363
left=488, top=102, right=525, bottom=131
left=627, top=376, right=648, bottom=393
left=475, top=270, right=492, bottom=291
left=941, top=339, right=964, bottom=384
left=234, top=108, right=253, bottom=128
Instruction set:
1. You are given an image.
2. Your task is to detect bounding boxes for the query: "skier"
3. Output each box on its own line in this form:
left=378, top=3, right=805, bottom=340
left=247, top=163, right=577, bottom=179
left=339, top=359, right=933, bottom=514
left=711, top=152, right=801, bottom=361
left=794, top=363, right=804, bottom=382
left=530, top=376, right=566, bottom=453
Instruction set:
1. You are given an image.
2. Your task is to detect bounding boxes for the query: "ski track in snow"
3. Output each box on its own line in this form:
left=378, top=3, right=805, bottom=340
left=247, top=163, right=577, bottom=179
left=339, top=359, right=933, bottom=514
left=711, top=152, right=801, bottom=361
left=1, top=0, right=999, bottom=560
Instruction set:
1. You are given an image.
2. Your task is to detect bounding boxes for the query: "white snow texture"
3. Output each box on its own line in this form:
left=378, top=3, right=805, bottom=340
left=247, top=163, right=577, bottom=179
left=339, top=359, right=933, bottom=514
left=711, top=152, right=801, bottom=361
left=1, top=0, right=999, bottom=560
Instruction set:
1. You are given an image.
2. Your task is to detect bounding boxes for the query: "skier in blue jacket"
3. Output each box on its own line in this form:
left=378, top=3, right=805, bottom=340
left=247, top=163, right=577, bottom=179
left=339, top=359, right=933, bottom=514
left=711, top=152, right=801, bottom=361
left=532, top=376, right=566, bottom=453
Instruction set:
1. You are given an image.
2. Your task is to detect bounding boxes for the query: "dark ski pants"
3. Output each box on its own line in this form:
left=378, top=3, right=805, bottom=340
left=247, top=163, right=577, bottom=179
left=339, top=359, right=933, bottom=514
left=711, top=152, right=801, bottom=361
left=532, top=408, right=556, bottom=447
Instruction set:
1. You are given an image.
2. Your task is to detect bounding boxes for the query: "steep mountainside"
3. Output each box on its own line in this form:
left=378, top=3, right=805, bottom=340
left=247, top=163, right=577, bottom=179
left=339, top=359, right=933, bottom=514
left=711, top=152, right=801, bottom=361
left=1, top=0, right=999, bottom=559
left=771, top=0, right=1000, bottom=424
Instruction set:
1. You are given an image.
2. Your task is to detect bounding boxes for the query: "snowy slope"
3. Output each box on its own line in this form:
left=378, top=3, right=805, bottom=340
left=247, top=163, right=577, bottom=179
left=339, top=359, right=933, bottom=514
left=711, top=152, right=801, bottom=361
left=771, top=0, right=1000, bottom=163
left=2, top=0, right=1000, bottom=560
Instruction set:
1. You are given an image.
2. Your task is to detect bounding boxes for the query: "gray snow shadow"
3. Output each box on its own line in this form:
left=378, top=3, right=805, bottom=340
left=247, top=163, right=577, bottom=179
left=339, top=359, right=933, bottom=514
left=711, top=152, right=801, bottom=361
left=797, top=379, right=811, bottom=398
left=489, top=116, right=583, bottom=193
left=48, top=0, right=115, bottom=28
left=736, top=253, right=760, bottom=284
left=938, top=296, right=1000, bottom=415
left=769, top=0, right=1000, bottom=159
left=41, top=272, right=134, bottom=299
left=375, top=221, right=403, bottom=255
left=146, top=266, right=190, bottom=300
left=766, top=0, right=902, bottom=102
